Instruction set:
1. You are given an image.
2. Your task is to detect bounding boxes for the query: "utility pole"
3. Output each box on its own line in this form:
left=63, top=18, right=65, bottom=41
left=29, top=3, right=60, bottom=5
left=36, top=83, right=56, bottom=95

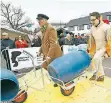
left=60, top=20, right=61, bottom=28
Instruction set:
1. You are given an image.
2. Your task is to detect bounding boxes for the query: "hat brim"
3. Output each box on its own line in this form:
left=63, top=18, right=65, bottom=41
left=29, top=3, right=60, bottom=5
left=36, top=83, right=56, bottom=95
left=36, top=17, right=43, bottom=20
left=36, top=17, right=49, bottom=20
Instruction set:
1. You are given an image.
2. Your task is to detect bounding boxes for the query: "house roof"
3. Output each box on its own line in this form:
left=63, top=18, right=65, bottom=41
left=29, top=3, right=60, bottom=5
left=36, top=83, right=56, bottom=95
left=1, top=27, right=31, bottom=42
left=66, top=11, right=111, bottom=27
left=51, top=23, right=66, bottom=25
left=1, top=26, right=28, bottom=35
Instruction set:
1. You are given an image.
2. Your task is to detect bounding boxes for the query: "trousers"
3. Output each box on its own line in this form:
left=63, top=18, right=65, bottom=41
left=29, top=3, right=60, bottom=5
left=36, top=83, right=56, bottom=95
left=92, top=47, right=106, bottom=77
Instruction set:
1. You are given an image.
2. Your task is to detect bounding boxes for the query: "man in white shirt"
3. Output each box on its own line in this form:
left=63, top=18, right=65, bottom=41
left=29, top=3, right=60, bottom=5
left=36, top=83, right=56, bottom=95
left=88, top=12, right=110, bottom=81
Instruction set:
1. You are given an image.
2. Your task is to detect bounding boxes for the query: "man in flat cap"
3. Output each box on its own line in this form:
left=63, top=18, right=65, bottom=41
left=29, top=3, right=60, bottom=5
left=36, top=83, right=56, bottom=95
left=36, top=14, right=62, bottom=70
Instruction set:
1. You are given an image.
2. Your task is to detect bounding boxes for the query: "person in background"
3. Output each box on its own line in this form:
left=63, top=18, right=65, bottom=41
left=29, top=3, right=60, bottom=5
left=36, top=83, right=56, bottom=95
left=79, top=34, right=87, bottom=44
left=58, top=33, right=65, bottom=51
left=70, top=33, right=75, bottom=45
left=88, top=12, right=111, bottom=81
left=14, top=37, right=18, bottom=44
left=64, top=33, right=73, bottom=45
left=1, top=32, right=15, bottom=70
left=31, top=35, right=41, bottom=47
left=77, top=33, right=81, bottom=38
left=84, top=34, right=89, bottom=44
left=74, top=35, right=79, bottom=46
left=15, top=36, right=28, bottom=48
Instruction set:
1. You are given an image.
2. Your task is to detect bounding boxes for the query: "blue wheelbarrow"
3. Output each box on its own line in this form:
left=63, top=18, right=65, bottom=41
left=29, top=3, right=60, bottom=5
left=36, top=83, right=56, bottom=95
left=47, top=50, right=91, bottom=96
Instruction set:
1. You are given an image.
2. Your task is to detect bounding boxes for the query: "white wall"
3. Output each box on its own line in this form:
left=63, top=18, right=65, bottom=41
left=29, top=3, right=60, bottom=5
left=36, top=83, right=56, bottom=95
left=69, top=25, right=90, bottom=35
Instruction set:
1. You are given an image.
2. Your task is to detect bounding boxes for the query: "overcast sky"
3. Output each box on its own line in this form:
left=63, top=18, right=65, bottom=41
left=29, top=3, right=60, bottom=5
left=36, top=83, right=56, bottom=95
left=2, top=0, right=111, bottom=28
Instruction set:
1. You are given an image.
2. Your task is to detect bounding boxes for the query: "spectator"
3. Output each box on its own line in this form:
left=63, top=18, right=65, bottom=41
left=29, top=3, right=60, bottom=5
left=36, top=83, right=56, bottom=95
left=74, top=35, right=79, bottom=46
left=14, top=37, right=18, bottom=44
left=31, top=35, right=41, bottom=47
left=64, top=34, right=73, bottom=45
left=79, top=34, right=87, bottom=44
left=58, top=33, right=65, bottom=51
left=1, top=32, right=15, bottom=70
left=58, top=33, right=65, bottom=46
left=70, top=33, right=75, bottom=45
left=15, top=36, right=28, bottom=48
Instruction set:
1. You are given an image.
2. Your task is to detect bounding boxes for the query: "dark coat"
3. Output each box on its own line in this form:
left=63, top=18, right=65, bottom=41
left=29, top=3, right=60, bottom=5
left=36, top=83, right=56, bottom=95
left=31, top=37, right=41, bottom=47
left=1, top=38, right=15, bottom=70
left=1, top=38, right=15, bottom=50
left=58, top=37, right=65, bottom=46
left=64, top=38, right=73, bottom=45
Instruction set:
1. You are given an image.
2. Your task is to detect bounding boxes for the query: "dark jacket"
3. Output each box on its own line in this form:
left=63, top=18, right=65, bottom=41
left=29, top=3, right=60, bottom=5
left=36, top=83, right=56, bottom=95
left=31, top=37, right=41, bottom=47
left=79, top=38, right=87, bottom=44
left=64, top=38, right=73, bottom=45
left=58, top=37, right=65, bottom=46
left=1, top=38, right=15, bottom=51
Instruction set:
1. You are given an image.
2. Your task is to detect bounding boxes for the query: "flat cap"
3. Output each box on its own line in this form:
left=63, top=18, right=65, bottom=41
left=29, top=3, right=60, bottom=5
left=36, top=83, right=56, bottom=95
left=36, top=14, right=49, bottom=20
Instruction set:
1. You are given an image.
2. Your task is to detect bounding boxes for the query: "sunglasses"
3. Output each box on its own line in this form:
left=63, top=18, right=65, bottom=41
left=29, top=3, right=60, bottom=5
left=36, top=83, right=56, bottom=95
left=90, top=19, right=97, bottom=22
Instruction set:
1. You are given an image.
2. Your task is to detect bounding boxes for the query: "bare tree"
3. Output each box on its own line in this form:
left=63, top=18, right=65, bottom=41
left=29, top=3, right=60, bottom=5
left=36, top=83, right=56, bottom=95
left=1, top=1, right=32, bottom=30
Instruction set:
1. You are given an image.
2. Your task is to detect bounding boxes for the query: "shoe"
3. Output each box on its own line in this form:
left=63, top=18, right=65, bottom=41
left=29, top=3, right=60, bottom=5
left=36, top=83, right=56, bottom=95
left=97, top=76, right=104, bottom=82
left=53, top=84, right=58, bottom=87
left=89, top=75, right=96, bottom=80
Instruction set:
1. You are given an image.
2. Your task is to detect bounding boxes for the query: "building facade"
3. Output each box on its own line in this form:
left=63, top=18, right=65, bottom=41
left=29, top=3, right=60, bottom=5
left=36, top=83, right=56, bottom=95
left=66, top=12, right=111, bottom=35
left=51, top=23, right=66, bottom=29
left=1, top=27, right=30, bottom=42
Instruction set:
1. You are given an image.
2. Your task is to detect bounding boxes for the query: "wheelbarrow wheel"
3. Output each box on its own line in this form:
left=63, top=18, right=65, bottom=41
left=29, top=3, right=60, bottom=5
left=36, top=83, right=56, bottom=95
left=60, top=81, right=75, bottom=96
left=12, top=90, right=27, bottom=103
left=60, top=86, right=75, bottom=96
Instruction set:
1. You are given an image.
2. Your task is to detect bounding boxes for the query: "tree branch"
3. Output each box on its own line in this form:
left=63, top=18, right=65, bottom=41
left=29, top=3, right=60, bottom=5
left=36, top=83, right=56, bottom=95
left=1, top=1, right=31, bottom=30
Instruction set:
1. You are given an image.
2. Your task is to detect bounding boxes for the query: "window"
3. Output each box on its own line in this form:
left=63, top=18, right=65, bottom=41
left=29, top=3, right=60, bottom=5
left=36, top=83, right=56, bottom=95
left=77, top=26, right=79, bottom=30
left=68, top=26, right=75, bottom=31
left=107, top=15, right=111, bottom=21
left=78, top=25, right=84, bottom=30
